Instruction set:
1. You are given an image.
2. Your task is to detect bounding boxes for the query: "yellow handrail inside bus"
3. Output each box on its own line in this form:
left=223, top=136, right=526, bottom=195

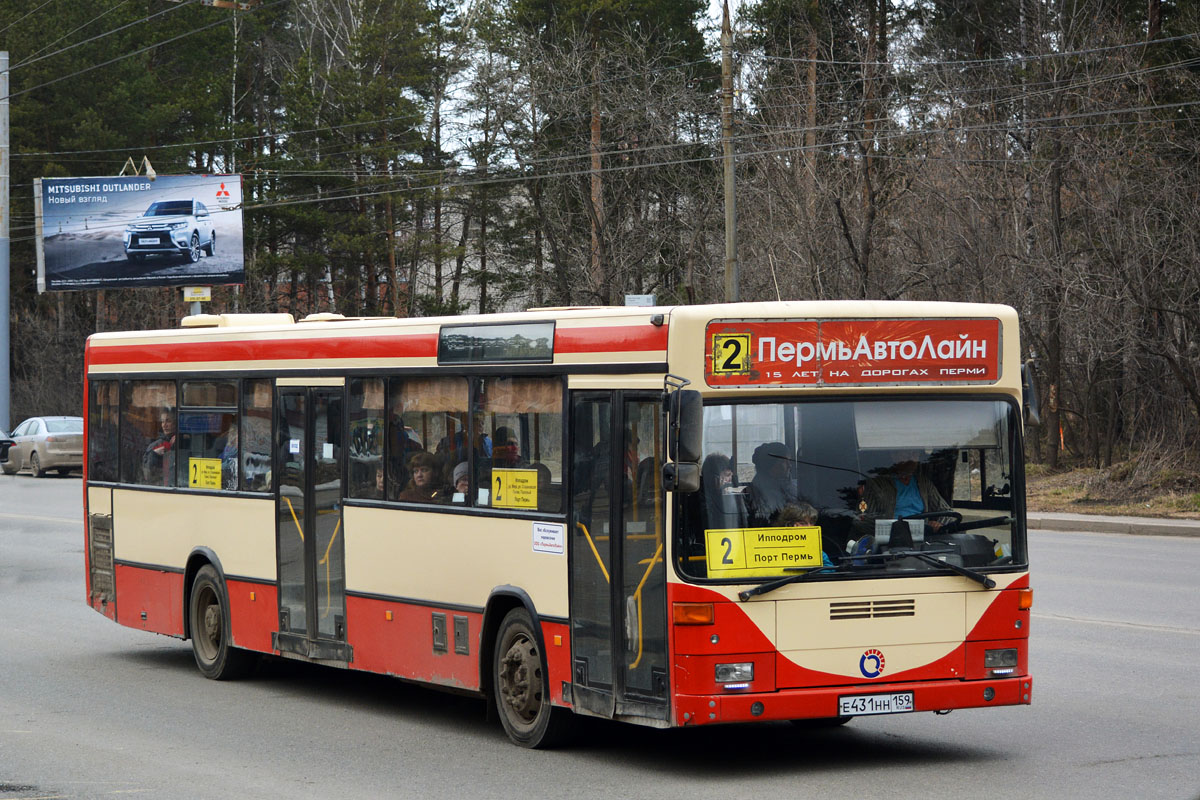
left=576, top=521, right=610, bottom=584
left=319, top=516, right=343, bottom=619
left=628, top=539, right=663, bottom=670
left=282, top=496, right=304, bottom=542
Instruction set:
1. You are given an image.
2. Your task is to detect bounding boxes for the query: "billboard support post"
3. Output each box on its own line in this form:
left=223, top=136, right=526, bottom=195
left=1, top=51, right=10, bottom=430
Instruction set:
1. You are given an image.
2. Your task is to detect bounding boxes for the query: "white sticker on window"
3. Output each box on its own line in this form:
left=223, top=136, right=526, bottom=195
left=322, top=442, right=334, bottom=459
left=289, top=439, right=301, bottom=455
left=532, top=522, right=565, bottom=555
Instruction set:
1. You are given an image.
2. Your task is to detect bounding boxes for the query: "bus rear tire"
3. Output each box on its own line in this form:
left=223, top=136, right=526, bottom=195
left=493, top=608, right=571, bottom=748
left=189, top=565, right=252, bottom=680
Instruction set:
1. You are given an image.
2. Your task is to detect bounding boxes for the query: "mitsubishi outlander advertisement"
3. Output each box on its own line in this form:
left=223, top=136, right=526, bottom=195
left=36, top=174, right=245, bottom=291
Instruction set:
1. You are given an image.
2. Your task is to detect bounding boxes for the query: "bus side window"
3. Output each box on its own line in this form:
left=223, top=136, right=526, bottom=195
left=389, top=376, right=468, bottom=505
left=477, top=376, right=563, bottom=513
left=88, top=381, right=119, bottom=483
left=240, top=379, right=273, bottom=492
left=119, top=379, right=176, bottom=487
left=348, top=378, right=384, bottom=500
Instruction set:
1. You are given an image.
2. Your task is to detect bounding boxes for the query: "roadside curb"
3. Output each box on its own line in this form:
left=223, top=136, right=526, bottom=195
left=1027, top=512, right=1200, bottom=537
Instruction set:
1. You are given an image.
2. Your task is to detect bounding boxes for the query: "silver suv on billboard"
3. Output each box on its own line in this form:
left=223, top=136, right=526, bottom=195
left=123, top=199, right=216, bottom=263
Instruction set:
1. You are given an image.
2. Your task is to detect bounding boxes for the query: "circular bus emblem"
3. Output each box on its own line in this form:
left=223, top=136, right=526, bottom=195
left=860, top=649, right=885, bottom=678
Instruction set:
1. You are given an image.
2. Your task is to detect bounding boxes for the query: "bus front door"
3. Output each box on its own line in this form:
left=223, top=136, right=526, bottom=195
left=275, top=385, right=351, bottom=662
left=569, top=393, right=669, bottom=722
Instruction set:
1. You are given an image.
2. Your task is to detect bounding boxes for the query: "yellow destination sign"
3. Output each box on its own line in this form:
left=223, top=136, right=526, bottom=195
left=492, top=468, right=538, bottom=509
left=705, top=526, right=823, bottom=578
left=188, top=457, right=223, bottom=489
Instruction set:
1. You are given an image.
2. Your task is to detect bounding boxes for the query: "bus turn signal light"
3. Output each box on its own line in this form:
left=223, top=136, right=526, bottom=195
left=1018, top=589, right=1033, bottom=610
left=673, top=602, right=714, bottom=625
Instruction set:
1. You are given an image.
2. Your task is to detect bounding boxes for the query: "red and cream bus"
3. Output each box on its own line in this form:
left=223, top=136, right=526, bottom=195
left=83, top=301, right=1034, bottom=747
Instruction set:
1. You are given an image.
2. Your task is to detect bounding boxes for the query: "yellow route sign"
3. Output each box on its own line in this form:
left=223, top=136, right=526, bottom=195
left=711, top=332, right=752, bottom=374
left=189, top=457, right=223, bottom=489
left=492, top=468, right=538, bottom=509
left=705, top=526, right=823, bottom=578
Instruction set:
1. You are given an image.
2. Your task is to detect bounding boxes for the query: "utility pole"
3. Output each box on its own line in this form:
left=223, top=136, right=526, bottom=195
left=721, top=1, right=738, bottom=302
left=1, top=52, right=10, bottom=430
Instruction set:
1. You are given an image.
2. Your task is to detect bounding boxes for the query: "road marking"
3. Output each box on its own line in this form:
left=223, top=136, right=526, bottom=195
left=0, top=511, right=76, bottom=523
left=1033, top=611, right=1200, bottom=636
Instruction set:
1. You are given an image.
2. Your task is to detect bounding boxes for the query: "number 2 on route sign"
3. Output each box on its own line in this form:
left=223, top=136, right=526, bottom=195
left=712, top=333, right=752, bottom=374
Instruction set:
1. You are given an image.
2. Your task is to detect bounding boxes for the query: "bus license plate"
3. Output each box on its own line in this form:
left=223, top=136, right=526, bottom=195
left=838, top=692, right=915, bottom=716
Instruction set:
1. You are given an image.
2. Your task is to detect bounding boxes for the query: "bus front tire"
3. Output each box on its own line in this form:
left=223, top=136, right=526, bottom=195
left=493, top=608, right=571, bottom=748
left=189, top=565, right=252, bottom=680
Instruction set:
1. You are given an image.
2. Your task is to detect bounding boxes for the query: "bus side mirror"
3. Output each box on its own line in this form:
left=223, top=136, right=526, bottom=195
left=1022, top=360, right=1041, bottom=426
left=665, top=388, right=702, bottom=494
left=668, top=389, right=702, bottom=464
left=662, top=463, right=700, bottom=493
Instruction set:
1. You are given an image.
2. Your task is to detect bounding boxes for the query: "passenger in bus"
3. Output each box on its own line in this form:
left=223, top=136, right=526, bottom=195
left=492, top=426, right=522, bottom=467
left=862, top=449, right=953, bottom=530
left=388, top=422, right=425, bottom=489
left=396, top=452, right=446, bottom=503
left=142, top=408, right=177, bottom=486
left=220, top=425, right=238, bottom=490
left=775, top=503, right=835, bottom=566
left=701, top=453, right=737, bottom=528
left=451, top=461, right=470, bottom=503
left=532, top=462, right=559, bottom=511
left=746, top=441, right=809, bottom=526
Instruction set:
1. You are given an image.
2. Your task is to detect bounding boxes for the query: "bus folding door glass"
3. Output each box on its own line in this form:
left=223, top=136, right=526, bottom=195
left=621, top=398, right=666, bottom=699
left=88, top=381, right=119, bottom=482
left=570, top=395, right=613, bottom=689
left=477, top=376, right=563, bottom=512
left=120, top=380, right=176, bottom=487
left=388, top=376, right=467, bottom=504
left=278, top=392, right=307, bottom=634
left=241, top=380, right=272, bottom=492
left=348, top=378, right=384, bottom=500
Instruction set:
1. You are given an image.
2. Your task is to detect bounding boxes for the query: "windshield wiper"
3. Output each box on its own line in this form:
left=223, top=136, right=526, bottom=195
left=738, top=564, right=843, bottom=601
left=853, top=547, right=996, bottom=589
left=737, top=548, right=996, bottom=601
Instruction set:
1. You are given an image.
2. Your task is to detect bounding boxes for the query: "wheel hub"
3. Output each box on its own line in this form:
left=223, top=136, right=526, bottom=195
left=203, top=603, right=220, bottom=644
left=500, top=638, right=541, bottom=722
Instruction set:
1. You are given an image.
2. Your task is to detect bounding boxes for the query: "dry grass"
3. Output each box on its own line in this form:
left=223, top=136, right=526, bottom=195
left=1025, top=459, right=1200, bottom=519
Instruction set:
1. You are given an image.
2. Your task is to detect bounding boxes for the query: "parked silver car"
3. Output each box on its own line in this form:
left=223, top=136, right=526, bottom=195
left=1, top=416, right=83, bottom=477
left=123, top=198, right=216, bottom=263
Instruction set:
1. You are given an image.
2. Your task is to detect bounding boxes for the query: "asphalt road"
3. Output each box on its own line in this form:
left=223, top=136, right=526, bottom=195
left=1, top=474, right=1197, bottom=800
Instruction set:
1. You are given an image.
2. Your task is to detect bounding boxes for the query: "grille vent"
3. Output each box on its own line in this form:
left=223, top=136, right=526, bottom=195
left=89, top=513, right=115, bottom=605
left=830, top=598, right=915, bottom=621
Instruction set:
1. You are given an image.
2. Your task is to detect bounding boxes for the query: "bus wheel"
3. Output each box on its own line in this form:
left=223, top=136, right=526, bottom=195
left=189, top=565, right=252, bottom=680
left=493, top=608, right=570, bottom=748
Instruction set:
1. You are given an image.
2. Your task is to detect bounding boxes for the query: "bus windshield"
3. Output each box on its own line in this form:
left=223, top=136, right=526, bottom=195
left=677, top=397, right=1024, bottom=581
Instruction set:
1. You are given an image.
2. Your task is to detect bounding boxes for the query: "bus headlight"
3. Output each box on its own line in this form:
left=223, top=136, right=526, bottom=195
left=715, top=662, right=754, bottom=683
left=984, top=648, right=1018, bottom=675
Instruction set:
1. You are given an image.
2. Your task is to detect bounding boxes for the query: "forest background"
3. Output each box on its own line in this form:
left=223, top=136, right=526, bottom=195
left=2, top=0, right=1198, bottom=514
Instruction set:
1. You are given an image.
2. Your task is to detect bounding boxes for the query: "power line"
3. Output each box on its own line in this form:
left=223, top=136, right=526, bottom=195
left=745, top=31, right=1200, bottom=68
left=11, top=0, right=189, bottom=71
left=17, top=0, right=133, bottom=65
left=9, top=0, right=287, bottom=99
left=0, top=0, right=60, bottom=37
left=7, top=103, right=1195, bottom=243
left=14, top=118, right=420, bottom=158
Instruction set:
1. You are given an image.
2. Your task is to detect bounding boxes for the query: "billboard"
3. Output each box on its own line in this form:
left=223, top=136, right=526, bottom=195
left=36, top=174, right=245, bottom=291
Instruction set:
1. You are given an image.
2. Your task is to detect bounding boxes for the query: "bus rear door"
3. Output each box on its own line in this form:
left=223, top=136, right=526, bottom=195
left=274, top=380, right=351, bottom=662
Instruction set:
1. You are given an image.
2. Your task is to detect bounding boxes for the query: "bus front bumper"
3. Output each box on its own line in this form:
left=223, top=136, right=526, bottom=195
left=674, top=674, right=1032, bottom=726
